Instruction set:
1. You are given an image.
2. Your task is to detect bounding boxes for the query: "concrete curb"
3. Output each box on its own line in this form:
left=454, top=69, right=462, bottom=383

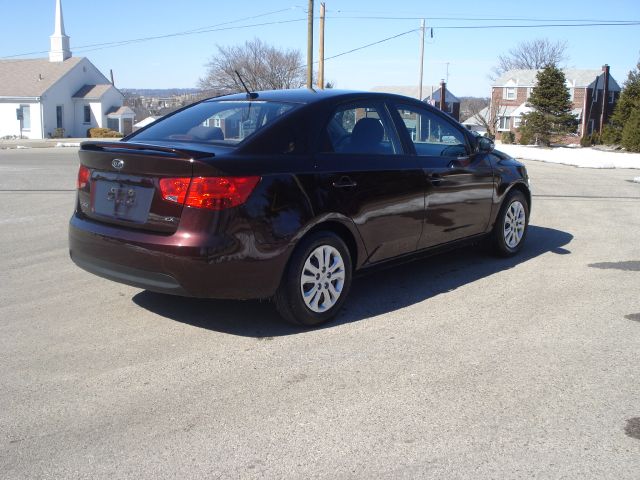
left=1, top=138, right=91, bottom=149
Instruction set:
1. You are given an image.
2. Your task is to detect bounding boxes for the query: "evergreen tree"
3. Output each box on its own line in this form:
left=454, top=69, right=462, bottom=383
left=602, top=59, right=640, bottom=146
left=519, top=64, right=577, bottom=145
left=621, top=108, right=640, bottom=152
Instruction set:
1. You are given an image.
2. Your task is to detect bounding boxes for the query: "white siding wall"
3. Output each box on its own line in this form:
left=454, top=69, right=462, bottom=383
left=100, top=87, right=126, bottom=129
left=41, top=58, right=123, bottom=137
left=73, top=101, right=99, bottom=136
left=0, top=101, right=43, bottom=139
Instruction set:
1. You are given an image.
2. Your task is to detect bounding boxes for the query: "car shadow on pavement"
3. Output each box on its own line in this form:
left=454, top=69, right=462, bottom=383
left=132, top=225, right=573, bottom=337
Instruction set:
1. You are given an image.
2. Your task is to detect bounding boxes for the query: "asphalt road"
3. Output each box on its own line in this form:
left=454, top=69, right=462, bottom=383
left=1, top=147, right=639, bottom=479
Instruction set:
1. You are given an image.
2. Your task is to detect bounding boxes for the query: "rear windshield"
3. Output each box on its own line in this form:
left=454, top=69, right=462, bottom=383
left=130, top=100, right=298, bottom=146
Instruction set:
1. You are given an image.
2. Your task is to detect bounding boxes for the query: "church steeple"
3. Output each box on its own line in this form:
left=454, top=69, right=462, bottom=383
left=49, top=0, right=71, bottom=62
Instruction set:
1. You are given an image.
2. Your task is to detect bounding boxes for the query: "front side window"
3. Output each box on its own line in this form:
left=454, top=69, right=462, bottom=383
left=395, top=104, right=468, bottom=157
left=84, top=105, right=91, bottom=123
left=321, top=104, right=397, bottom=155
left=131, top=100, right=298, bottom=145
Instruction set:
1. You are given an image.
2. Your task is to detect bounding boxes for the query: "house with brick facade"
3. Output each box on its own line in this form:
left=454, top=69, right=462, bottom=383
left=490, top=65, right=620, bottom=140
left=370, top=82, right=461, bottom=121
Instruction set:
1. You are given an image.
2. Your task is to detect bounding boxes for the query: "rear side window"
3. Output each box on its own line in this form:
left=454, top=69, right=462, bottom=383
left=130, top=101, right=298, bottom=145
left=321, top=104, right=398, bottom=155
left=395, top=104, right=469, bottom=158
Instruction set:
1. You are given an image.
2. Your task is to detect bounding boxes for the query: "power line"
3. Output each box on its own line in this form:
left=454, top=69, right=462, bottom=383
left=430, top=21, right=640, bottom=29
left=323, top=28, right=419, bottom=61
left=1, top=8, right=302, bottom=59
left=328, top=14, right=640, bottom=23
left=75, top=19, right=307, bottom=54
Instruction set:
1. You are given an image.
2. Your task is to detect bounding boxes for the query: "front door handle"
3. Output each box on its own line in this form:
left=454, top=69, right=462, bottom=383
left=429, top=173, right=442, bottom=186
left=332, top=176, right=358, bottom=188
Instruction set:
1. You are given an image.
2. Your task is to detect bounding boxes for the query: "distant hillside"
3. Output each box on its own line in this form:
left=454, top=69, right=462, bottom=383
left=121, top=88, right=201, bottom=97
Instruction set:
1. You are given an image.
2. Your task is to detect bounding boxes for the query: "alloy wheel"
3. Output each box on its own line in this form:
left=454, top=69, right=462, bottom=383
left=300, top=245, right=346, bottom=313
left=503, top=200, right=526, bottom=249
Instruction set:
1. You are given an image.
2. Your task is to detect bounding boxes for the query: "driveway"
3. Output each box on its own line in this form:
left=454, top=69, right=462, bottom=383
left=1, top=148, right=639, bottom=479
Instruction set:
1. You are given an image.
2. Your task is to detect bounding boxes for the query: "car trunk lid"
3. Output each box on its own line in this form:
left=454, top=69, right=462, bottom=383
left=77, top=141, right=216, bottom=233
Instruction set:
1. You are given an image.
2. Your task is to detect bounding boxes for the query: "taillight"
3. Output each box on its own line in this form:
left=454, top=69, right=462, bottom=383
left=77, top=165, right=90, bottom=189
left=159, top=176, right=260, bottom=210
left=159, top=177, right=190, bottom=204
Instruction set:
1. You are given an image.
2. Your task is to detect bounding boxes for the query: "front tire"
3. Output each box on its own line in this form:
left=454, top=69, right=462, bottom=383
left=492, top=190, right=529, bottom=257
left=275, top=232, right=352, bottom=326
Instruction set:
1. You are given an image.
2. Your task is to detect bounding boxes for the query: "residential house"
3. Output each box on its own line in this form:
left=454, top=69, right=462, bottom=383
left=370, top=82, right=462, bottom=121
left=461, top=106, right=490, bottom=136
left=490, top=65, right=620, bottom=139
left=0, top=0, right=127, bottom=139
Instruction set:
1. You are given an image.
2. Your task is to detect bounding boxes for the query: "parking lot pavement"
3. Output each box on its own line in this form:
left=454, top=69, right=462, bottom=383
left=1, top=148, right=639, bottom=479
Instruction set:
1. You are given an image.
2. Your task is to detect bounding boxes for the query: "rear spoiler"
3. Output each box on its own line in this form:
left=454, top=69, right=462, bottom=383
left=80, top=141, right=213, bottom=160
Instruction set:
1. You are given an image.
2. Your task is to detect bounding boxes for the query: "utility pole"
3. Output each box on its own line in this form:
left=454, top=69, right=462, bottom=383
left=307, top=0, right=314, bottom=89
left=418, top=19, right=425, bottom=101
left=318, top=2, right=325, bottom=89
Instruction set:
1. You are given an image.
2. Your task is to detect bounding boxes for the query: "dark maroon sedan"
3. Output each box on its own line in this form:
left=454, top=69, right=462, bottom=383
left=69, top=89, right=530, bottom=326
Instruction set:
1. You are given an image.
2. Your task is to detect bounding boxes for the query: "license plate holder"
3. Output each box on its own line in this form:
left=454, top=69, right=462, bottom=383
left=93, top=181, right=154, bottom=223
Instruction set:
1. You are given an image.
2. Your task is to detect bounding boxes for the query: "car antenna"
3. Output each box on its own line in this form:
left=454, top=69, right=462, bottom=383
left=235, top=70, right=258, bottom=99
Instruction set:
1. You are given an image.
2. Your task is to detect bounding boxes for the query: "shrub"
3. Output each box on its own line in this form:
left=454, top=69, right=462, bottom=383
left=518, top=127, right=534, bottom=145
left=87, top=128, right=123, bottom=138
left=601, top=125, right=622, bottom=145
left=580, top=133, right=601, bottom=147
left=621, top=109, right=640, bottom=152
left=501, top=131, right=515, bottom=144
left=51, top=128, right=65, bottom=139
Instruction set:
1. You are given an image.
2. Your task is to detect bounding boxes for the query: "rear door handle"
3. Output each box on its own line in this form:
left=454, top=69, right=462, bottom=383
left=332, top=176, right=358, bottom=188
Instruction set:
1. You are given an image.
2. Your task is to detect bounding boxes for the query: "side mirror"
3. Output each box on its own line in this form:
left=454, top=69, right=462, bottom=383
left=477, top=136, right=495, bottom=153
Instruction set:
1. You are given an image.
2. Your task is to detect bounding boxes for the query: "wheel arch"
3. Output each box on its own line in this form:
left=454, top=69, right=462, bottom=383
left=506, top=182, right=532, bottom=213
left=489, top=181, right=531, bottom=232
left=304, top=219, right=363, bottom=271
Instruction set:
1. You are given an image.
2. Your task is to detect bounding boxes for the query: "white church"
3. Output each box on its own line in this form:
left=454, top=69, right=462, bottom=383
left=0, top=0, right=134, bottom=139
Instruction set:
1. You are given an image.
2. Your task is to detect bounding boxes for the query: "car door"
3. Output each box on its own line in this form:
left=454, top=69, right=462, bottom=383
left=391, top=103, right=495, bottom=249
left=313, top=101, right=425, bottom=264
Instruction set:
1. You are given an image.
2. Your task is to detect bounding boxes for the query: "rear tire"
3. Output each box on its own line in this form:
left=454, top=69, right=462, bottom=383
left=275, top=232, right=352, bottom=326
left=491, top=190, right=529, bottom=257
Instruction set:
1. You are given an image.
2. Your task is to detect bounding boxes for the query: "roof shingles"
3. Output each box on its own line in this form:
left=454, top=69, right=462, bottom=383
left=72, top=84, right=113, bottom=99
left=0, top=57, right=84, bottom=97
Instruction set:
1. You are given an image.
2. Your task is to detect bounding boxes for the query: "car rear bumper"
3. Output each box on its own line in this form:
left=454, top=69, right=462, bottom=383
left=68, top=214, right=291, bottom=300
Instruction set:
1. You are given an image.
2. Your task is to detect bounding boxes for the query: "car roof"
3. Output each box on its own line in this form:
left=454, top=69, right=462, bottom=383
left=204, top=88, right=422, bottom=106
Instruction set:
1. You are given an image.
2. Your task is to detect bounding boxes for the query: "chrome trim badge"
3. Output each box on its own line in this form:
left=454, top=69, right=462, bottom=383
left=112, top=158, right=125, bottom=170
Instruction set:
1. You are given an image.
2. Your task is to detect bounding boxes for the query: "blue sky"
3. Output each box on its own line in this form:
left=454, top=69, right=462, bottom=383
left=1, top=0, right=639, bottom=97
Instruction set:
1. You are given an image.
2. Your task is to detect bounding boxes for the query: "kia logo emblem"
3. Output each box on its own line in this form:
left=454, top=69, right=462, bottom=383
left=112, top=159, right=125, bottom=170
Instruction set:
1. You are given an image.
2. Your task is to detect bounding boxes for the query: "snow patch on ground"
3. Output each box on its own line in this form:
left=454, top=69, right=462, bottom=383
left=55, top=142, right=81, bottom=148
left=496, top=144, right=640, bottom=170
left=633, top=177, right=640, bottom=184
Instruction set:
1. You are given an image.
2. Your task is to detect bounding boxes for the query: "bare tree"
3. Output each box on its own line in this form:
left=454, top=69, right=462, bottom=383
left=490, top=38, right=569, bottom=80
left=465, top=101, right=510, bottom=139
left=459, top=97, right=490, bottom=122
left=198, top=38, right=306, bottom=94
